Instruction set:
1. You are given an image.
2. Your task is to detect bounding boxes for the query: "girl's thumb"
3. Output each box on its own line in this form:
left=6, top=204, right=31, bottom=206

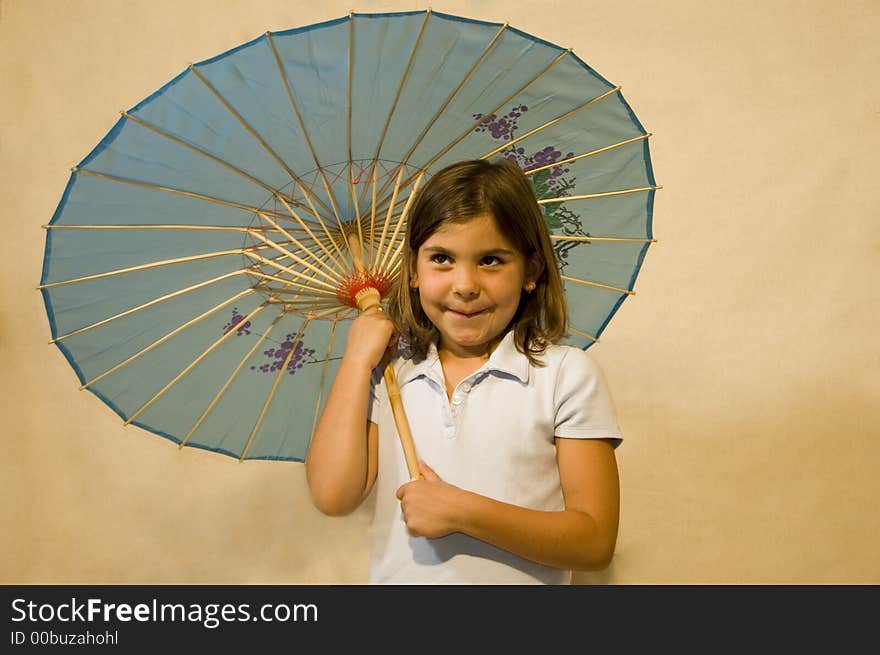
left=419, top=460, right=440, bottom=481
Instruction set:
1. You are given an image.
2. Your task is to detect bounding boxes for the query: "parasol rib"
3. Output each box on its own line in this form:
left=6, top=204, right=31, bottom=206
left=80, top=288, right=256, bottom=390
left=378, top=172, right=424, bottom=277
left=561, top=275, right=634, bottom=296
left=538, top=185, right=661, bottom=205
left=359, top=10, right=431, bottom=213
left=50, top=269, right=248, bottom=344
left=240, top=315, right=312, bottom=461
left=370, top=47, right=573, bottom=212
left=187, top=64, right=334, bottom=218
left=125, top=302, right=271, bottom=426
left=368, top=164, right=379, bottom=266
left=181, top=308, right=287, bottom=449
left=264, top=196, right=351, bottom=276
left=265, top=33, right=346, bottom=232
left=524, top=134, right=652, bottom=175
left=373, top=166, right=407, bottom=273
left=38, top=248, right=245, bottom=290
left=244, top=268, right=338, bottom=299
left=122, top=111, right=331, bottom=227
left=241, top=250, right=338, bottom=293
left=245, top=227, right=342, bottom=286
left=346, top=15, right=365, bottom=256
left=72, top=168, right=309, bottom=224
left=480, top=86, right=622, bottom=160
left=569, top=326, right=599, bottom=343
left=356, top=20, right=508, bottom=215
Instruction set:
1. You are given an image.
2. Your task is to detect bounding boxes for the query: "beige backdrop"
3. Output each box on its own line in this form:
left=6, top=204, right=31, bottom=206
left=2, top=0, right=878, bottom=584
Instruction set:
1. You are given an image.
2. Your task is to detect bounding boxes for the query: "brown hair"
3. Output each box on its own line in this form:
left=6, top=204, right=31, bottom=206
left=387, top=158, right=567, bottom=364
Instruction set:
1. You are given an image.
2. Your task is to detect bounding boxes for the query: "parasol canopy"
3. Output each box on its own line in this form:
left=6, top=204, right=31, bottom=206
left=40, top=10, right=658, bottom=462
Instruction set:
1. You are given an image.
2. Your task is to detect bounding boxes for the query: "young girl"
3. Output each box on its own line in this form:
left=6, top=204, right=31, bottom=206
left=306, top=159, right=622, bottom=584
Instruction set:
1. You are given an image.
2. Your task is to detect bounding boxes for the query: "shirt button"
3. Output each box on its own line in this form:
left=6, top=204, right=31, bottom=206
left=452, top=395, right=462, bottom=405
left=461, top=383, right=471, bottom=392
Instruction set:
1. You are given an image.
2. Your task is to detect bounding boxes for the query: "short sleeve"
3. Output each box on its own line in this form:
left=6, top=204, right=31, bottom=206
left=553, top=348, right=623, bottom=447
left=366, top=364, right=386, bottom=425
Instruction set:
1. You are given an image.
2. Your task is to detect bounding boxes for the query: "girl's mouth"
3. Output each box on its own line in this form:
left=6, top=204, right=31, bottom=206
left=447, top=307, right=486, bottom=318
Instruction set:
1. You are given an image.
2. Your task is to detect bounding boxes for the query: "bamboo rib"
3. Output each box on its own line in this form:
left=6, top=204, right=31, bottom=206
left=80, top=288, right=256, bottom=390
left=369, top=163, right=379, bottom=266
left=524, top=134, right=652, bottom=176
left=373, top=166, right=406, bottom=272
left=245, top=223, right=342, bottom=286
left=125, top=302, right=270, bottom=426
left=481, top=86, right=621, bottom=160
left=356, top=20, right=508, bottom=216
left=347, top=14, right=363, bottom=256
left=537, top=185, right=661, bottom=205
left=359, top=9, right=431, bottom=210
left=348, top=13, right=359, bottom=246
left=72, top=168, right=302, bottom=223
left=122, top=111, right=328, bottom=225
left=44, top=224, right=252, bottom=234
left=266, top=33, right=346, bottom=232
left=265, top=195, right=351, bottom=276
left=240, top=315, right=312, bottom=461
left=241, top=250, right=337, bottom=292
left=550, top=235, right=657, bottom=243
left=51, top=269, right=248, bottom=343
left=256, top=210, right=347, bottom=280
left=43, top=221, right=344, bottom=283
left=349, top=170, right=364, bottom=260
left=370, top=48, right=572, bottom=210
left=569, top=326, right=599, bottom=343
left=299, top=186, right=351, bottom=273
left=312, top=305, right=353, bottom=320
left=180, top=308, right=287, bottom=448
left=244, top=269, right=337, bottom=299
left=379, top=171, right=424, bottom=277
left=38, top=248, right=245, bottom=290
left=191, top=58, right=334, bottom=221
left=186, top=66, right=321, bottom=209
left=361, top=23, right=510, bottom=214
left=309, top=317, right=339, bottom=443
left=561, top=274, right=634, bottom=295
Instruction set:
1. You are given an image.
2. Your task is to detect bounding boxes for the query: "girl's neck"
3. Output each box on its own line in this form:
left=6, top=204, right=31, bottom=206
left=437, top=335, right=503, bottom=366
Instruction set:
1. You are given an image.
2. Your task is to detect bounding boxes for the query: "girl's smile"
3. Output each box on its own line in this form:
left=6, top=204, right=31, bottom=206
left=411, top=214, right=535, bottom=359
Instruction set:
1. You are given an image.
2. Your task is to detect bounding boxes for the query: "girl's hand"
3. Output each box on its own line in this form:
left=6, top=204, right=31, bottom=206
left=396, top=461, right=465, bottom=538
left=344, top=306, right=397, bottom=370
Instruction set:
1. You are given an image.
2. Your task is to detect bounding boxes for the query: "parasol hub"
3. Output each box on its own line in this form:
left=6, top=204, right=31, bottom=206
left=354, top=287, right=382, bottom=312
left=336, top=270, right=392, bottom=309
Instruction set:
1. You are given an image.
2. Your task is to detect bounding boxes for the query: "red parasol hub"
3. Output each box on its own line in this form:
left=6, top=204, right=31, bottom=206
left=335, top=269, right=394, bottom=309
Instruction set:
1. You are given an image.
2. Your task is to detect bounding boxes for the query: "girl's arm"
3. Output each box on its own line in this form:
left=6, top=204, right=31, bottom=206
left=305, top=308, right=394, bottom=516
left=397, top=437, right=620, bottom=570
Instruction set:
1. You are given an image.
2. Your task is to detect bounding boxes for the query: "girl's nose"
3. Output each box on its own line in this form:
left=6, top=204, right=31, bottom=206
left=452, top=268, right=479, bottom=298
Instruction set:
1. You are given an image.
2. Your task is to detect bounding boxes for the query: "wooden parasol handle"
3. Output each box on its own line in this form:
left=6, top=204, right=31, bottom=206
left=348, top=237, right=421, bottom=481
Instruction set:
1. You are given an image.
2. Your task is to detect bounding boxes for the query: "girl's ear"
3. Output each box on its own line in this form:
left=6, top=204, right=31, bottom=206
left=523, top=254, right=543, bottom=292
left=409, top=258, right=419, bottom=288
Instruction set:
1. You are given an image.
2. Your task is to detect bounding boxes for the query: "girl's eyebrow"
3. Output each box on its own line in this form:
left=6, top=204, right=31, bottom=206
left=422, top=245, right=516, bottom=256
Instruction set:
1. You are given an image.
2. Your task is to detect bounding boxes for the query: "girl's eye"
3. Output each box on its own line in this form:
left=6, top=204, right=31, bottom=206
left=480, top=255, right=503, bottom=266
left=429, top=253, right=451, bottom=264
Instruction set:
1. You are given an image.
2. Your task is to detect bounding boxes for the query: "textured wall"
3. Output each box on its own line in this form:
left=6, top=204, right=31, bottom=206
left=2, top=0, right=878, bottom=583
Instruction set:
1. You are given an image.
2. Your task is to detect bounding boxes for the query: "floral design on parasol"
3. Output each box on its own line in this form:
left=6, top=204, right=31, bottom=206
left=39, top=10, right=658, bottom=465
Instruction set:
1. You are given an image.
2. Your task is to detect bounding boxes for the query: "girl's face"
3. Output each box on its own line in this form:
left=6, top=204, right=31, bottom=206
left=411, top=214, right=535, bottom=359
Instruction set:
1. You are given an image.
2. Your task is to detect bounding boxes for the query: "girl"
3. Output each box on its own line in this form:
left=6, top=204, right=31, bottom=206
left=306, top=159, right=622, bottom=584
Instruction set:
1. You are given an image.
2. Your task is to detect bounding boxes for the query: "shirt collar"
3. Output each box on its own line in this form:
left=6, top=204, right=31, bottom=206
left=396, top=330, right=530, bottom=387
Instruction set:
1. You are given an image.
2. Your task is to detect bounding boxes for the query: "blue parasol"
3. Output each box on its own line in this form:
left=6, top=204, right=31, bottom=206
left=39, top=10, right=658, bottom=463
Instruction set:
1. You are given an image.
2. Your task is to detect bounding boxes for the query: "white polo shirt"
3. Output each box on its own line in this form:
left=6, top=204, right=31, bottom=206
left=367, top=330, right=622, bottom=585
